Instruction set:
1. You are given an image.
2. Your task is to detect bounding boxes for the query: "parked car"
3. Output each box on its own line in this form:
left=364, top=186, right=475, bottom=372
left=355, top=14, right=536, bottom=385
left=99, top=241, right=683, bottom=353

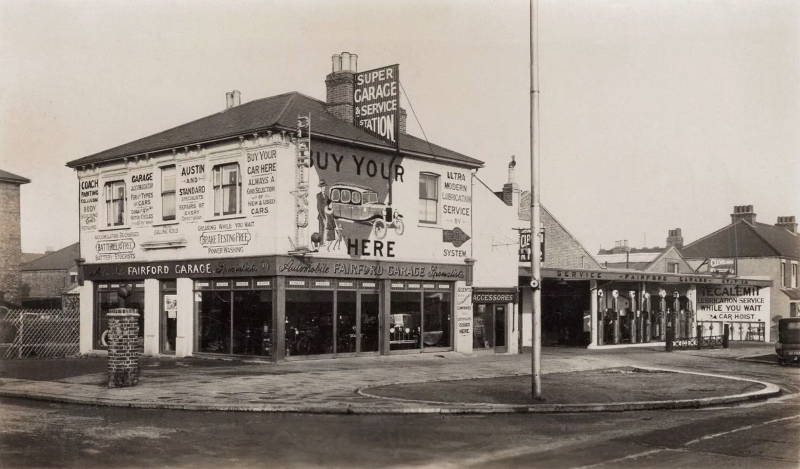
left=329, top=184, right=403, bottom=239
left=775, top=317, right=800, bottom=366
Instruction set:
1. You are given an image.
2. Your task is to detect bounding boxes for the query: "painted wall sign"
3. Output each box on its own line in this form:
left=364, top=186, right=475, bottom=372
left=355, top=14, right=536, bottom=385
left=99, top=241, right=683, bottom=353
left=353, top=64, right=399, bottom=148
left=709, top=258, right=736, bottom=274
left=129, top=170, right=154, bottom=227
left=443, top=227, right=470, bottom=247
left=79, top=178, right=99, bottom=232
left=518, top=226, right=545, bottom=262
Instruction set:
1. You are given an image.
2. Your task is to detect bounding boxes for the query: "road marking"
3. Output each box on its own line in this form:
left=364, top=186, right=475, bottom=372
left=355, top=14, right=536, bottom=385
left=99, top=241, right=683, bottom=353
left=684, top=414, right=800, bottom=446
left=571, top=449, right=664, bottom=469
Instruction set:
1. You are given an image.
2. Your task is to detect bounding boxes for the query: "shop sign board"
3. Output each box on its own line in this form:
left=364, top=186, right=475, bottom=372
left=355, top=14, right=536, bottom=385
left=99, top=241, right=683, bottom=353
left=472, top=288, right=518, bottom=303
left=81, top=255, right=469, bottom=282
left=353, top=64, right=399, bottom=148
left=518, top=227, right=545, bottom=262
left=696, top=285, right=770, bottom=323
left=709, top=258, right=736, bottom=275
left=542, top=268, right=772, bottom=287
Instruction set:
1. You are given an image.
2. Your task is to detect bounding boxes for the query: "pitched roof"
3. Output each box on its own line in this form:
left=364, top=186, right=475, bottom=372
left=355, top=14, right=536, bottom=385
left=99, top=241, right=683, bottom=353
left=66, top=92, right=483, bottom=169
left=21, top=242, right=80, bottom=271
left=681, top=220, right=800, bottom=259
left=0, top=169, right=31, bottom=185
left=21, top=253, right=45, bottom=264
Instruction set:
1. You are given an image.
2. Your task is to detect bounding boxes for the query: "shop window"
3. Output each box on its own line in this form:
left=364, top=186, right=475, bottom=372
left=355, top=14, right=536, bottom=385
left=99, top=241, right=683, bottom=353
left=94, top=282, right=144, bottom=350
left=212, top=163, right=241, bottom=216
left=667, top=262, right=679, bottom=274
left=389, top=290, right=452, bottom=351
left=390, top=292, right=421, bottom=350
left=285, top=290, right=334, bottom=356
left=104, top=180, right=126, bottom=226
left=197, top=288, right=272, bottom=357
left=161, top=165, right=176, bottom=221
left=418, top=173, right=439, bottom=224
left=423, top=291, right=452, bottom=349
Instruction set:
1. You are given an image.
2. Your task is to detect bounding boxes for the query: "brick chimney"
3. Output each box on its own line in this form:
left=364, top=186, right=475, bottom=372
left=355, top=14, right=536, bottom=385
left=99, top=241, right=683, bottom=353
left=326, top=52, right=407, bottom=133
left=776, top=216, right=797, bottom=234
left=501, top=156, right=519, bottom=207
left=612, top=240, right=631, bottom=254
left=225, top=90, right=241, bottom=110
left=666, top=228, right=684, bottom=249
left=731, top=205, right=757, bottom=225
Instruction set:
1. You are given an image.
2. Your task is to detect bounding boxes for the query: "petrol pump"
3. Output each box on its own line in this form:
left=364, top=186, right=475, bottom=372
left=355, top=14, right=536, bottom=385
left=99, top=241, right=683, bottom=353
left=687, top=301, right=695, bottom=339
left=658, top=289, right=667, bottom=341
left=612, top=290, right=620, bottom=345
left=672, top=291, right=680, bottom=338
left=643, top=292, right=651, bottom=343
left=629, top=290, right=638, bottom=344
left=597, top=289, right=605, bottom=346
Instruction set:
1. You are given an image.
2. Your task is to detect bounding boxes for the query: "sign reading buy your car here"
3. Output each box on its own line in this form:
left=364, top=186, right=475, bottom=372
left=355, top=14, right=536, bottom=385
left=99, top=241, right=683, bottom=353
left=696, top=285, right=770, bottom=322
left=354, top=65, right=399, bottom=148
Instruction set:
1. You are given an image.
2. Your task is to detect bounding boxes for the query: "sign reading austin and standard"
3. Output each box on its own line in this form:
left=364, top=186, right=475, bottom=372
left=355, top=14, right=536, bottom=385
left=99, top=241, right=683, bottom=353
left=542, top=269, right=771, bottom=286
left=82, top=255, right=468, bottom=281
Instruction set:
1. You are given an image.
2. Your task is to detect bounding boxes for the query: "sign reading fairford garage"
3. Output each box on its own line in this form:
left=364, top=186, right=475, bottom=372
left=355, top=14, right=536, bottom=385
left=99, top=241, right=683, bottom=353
left=81, top=255, right=470, bottom=281
left=541, top=268, right=772, bottom=287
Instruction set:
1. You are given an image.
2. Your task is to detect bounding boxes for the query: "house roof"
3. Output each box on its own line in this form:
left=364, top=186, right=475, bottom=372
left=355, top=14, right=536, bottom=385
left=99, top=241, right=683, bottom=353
left=66, top=92, right=483, bottom=169
left=21, top=242, right=80, bottom=271
left=21, top=253, right=45, bottom=264
left=681, top=220, right=800, bottom=259
left=0, top=169, right=31, bottom=185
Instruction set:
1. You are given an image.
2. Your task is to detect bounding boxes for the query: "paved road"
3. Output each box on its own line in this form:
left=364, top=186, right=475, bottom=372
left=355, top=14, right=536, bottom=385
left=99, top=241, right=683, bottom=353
left=1, top=351, right=798, bottom=469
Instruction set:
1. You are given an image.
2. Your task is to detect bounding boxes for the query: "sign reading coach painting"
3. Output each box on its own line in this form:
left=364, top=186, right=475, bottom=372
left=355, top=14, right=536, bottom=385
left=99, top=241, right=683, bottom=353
left=354, top=64, right=399, bottom=147
left=696, top=285, right=770, bottom=322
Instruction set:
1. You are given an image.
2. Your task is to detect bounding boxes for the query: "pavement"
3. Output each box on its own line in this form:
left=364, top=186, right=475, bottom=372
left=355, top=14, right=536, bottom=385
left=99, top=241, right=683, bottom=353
left=0, top=342, right=784, bottom=414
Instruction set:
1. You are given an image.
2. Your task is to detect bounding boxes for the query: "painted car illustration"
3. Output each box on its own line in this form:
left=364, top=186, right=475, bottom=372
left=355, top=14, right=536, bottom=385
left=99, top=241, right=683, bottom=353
left=328, top=184, right=404, bottom=239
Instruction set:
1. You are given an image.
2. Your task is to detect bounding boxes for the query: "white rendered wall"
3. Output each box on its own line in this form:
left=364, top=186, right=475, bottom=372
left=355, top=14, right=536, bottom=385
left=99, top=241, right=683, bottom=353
left=175, top=277, right=194, bottom=357
left=143, top=278, right=160, bottom=356
left=79, top=280, right=93, bottom=354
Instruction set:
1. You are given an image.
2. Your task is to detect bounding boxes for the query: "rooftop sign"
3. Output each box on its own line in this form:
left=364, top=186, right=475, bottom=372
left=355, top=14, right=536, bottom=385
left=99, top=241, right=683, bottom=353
left=354, top=64, right=399, bottom=148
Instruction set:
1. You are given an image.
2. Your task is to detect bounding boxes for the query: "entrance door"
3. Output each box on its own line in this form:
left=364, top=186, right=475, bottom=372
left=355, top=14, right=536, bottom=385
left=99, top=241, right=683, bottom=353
left=494, top=304, right=507, bottom=353
left=335, top=291, right=380, bottom=356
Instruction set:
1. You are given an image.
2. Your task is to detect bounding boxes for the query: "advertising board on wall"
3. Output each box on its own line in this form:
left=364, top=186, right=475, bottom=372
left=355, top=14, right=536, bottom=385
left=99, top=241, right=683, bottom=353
left=696, top=285, right=770, bottom=323
left=709, top=258, right=736, bottom=275
left=354, top=65, right=399, bottom=148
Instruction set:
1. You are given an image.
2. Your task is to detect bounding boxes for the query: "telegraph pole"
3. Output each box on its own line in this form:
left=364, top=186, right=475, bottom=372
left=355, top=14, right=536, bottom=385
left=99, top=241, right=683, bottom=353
left=530, top=0, right=543, bottom=399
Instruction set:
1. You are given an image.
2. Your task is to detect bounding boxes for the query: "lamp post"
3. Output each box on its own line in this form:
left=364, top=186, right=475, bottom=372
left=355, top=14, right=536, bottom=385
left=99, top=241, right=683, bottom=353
left=529, top=0, right=543, bottom=399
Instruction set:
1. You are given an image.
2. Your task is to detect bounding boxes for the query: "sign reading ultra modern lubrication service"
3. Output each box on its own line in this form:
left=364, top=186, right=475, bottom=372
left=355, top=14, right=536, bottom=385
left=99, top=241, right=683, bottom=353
left=696, top=285, right=770, bottom=323
left=354, top=64, right=399, bottom=148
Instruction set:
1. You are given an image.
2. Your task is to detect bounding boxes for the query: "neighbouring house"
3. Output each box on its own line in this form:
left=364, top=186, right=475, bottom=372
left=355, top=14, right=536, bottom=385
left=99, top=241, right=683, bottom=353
left=0, top=169, right=31, bottom=306
left=21, top=242, right=80, bottom=309
left=681, top=205, right=800, bottom=337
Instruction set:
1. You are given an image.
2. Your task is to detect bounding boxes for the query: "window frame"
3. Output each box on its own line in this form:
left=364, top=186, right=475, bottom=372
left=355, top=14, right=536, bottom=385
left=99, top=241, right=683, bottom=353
left=160, top=165, right=177, bottom=222
left=104, top=180, right=126, bottom=227
left=782, top=262, right=787, bottom=288
left=418, top=172, right=440, bottom=225
left=792, top=263, right=798, bottom=288
left=212, top=162, right=242, bottom=217
left=666, top=262, right=679, bottom=274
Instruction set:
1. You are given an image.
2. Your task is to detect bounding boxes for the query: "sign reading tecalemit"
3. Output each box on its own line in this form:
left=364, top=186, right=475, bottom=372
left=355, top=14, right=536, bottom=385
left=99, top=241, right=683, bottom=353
left=354, top=65, right=399, bottom=148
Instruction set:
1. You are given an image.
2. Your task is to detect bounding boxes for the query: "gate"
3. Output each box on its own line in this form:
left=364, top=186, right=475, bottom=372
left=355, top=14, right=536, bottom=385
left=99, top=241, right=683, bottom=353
left=0, top=308, right=80, bottom=359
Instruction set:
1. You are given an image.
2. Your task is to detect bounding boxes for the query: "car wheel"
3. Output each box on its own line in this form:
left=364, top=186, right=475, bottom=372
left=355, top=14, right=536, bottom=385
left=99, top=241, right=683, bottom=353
left=374, top=219, right=387, bottom=239
left=394, top=218, right=405, bottom=235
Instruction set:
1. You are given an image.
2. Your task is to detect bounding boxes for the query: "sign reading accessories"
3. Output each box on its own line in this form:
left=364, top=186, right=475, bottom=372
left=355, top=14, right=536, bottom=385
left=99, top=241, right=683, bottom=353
left=354, top=64, right=400, bottom=148
left=472, top=288, right=518, bottom=303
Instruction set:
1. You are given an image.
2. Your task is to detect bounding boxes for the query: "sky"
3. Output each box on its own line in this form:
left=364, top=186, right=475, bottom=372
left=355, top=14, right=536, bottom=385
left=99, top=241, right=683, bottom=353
left=1, top=0, right=798, bottom=255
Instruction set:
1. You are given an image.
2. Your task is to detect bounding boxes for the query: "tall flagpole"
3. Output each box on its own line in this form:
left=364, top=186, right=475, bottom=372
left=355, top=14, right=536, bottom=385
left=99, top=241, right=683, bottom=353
left=530, top=0, right=543, bottom=399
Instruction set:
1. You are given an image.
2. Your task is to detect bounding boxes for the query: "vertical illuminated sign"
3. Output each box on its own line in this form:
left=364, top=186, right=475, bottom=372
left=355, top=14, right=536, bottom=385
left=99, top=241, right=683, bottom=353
left=353, top=65, right=400, bottom=148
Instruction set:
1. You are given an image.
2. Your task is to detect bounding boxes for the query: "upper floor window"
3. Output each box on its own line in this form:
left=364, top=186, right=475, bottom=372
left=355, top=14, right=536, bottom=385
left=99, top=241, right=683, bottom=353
left=161, top=165, right=176, bottom=221
left=667, top=262, right=679, bottom=274
left=104, top=181, right=126, bottom=226
left=792, top=264, right=798, bottom=288
left=419, top=173, right=439, bottom=224
left=213, top=163, right=241, bottom=216
left=782, top=262, right=787, bottom=288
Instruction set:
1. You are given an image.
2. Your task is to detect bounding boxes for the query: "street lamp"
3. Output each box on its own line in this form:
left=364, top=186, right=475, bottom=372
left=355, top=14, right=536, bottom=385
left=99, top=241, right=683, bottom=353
left=529, top=0, right=543, bottom=399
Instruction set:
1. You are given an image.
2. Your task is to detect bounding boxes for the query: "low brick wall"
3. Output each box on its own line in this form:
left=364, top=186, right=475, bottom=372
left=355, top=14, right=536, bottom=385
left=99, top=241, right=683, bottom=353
left=107, top=309, right=140, bottom=388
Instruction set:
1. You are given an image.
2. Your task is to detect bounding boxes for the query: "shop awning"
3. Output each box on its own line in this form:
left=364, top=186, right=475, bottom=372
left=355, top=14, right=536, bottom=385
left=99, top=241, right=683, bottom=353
left=519, top=266, right=772, bottom=287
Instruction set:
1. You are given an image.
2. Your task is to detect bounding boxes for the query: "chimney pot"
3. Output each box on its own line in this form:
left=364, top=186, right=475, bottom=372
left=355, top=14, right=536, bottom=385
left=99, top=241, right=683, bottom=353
left=232, top=90, right=241, bottom=107
left=225, top=92, right=234, bottom=110
left=341, top=52, right=351, bottom=71
left=332, top=54, right=342, bottom=72
left=350, top=53, right=358, bottom=72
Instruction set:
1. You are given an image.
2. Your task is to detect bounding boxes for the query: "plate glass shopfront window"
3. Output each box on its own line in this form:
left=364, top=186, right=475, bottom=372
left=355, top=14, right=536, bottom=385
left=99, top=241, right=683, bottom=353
left=94, top=282, right=145, bottom=350
left=285, top=290, right=334, bottom=357
left=196, top=280, right=272, bottom=357
left=390, top=285, right=452, bottom=352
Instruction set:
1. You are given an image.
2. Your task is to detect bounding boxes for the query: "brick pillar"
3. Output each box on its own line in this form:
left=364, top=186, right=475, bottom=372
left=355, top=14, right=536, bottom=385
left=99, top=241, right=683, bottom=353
left=107, top=309, right=141, bottom=388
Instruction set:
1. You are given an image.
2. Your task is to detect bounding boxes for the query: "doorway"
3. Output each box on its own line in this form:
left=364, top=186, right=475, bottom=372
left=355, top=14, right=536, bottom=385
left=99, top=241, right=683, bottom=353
left=473, top=303, right=507, bottom=353
left=160, top=281, right=177, bottom=354
left=335, top=291, right=380, bottom=356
